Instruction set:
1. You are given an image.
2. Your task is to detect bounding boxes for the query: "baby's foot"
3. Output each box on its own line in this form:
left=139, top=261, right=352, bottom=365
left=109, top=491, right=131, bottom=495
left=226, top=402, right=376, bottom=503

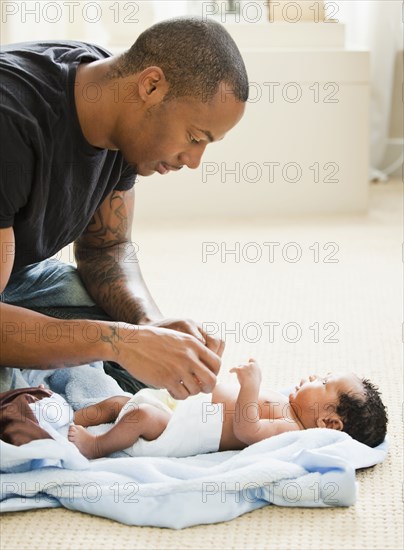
left=68, top=424, right=100, bottom=459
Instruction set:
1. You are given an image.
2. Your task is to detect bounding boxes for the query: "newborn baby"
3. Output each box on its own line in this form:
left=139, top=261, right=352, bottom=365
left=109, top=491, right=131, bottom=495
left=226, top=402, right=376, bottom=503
left=67, top=359, right=388, bottom=459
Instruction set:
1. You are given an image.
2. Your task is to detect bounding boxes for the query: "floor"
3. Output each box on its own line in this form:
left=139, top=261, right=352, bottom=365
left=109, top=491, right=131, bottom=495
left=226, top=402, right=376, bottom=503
left=1, top=179, right=402, bottom=549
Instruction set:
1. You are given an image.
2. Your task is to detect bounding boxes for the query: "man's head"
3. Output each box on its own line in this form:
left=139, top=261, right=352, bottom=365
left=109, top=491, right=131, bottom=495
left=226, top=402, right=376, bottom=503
left=104, top=17, right=249, bottom=176
left=289, top=373, right=388, bottom=447
left=109, top=17, right=249, bottom=103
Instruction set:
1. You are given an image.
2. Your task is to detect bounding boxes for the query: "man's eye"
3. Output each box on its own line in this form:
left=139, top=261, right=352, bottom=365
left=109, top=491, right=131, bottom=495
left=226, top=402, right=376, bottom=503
left=189, top=135, right=199, bottom=144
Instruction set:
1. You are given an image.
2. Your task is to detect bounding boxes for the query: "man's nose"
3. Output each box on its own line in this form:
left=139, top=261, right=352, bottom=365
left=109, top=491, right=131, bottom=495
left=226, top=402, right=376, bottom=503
left=179, top=143, right=207, bottom=170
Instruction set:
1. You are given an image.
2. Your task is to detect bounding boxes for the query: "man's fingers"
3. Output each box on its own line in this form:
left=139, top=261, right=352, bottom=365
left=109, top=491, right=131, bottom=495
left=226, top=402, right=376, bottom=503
left=157, top=319, right=223, bottom=357
left=216, top=338, right=225, bottom=357
left=170, top=320, right=206, bottom=344
left=168, top=373, right=206, bottom=400
left=181, top=373, right=206, bottom=397
left=197, top=343, right=221, bottom=376
left=183, top=351, right=217, bottom=393
left=196, top=368, right=217, bottom=394
left=205, top=333, right=225, bottom=357
left=126, top=324, right=221, bottom=396
left=187, top=326, right=206, bottom=344
left=199, top=328, right=224, bottom=357
left=167, top=379, right=191, bottom=400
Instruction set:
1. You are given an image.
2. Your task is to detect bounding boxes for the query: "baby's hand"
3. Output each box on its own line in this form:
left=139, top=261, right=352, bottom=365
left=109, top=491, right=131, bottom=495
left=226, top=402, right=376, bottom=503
left=230, top=358, right=262, bottom=386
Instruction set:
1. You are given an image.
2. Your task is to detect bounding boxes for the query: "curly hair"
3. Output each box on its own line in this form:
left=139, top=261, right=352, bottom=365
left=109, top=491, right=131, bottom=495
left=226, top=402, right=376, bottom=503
left=107, top=17, right=249, bottom=103
left=337, top=378, right=388, bottom=448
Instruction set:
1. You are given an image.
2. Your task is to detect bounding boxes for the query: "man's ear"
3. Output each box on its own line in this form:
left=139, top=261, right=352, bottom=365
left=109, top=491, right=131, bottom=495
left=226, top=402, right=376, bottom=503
left=316, top=414, right=344, bottom=431
left=137, top=66, right=169, bottom=104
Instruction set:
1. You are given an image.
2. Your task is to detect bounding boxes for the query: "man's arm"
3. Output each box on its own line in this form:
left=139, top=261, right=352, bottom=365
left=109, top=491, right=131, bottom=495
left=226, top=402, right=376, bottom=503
left=0, top=226, right=220, bottom=398
left=75, top=187, right=225, bottom=355
left=0, top=226, right=120, bottom=369
left=74, top=187, right=161, bottom=324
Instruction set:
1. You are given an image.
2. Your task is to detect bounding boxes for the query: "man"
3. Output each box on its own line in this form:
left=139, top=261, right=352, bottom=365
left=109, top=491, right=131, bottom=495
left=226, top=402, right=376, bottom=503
left=0, top=18, right=248, bottom=396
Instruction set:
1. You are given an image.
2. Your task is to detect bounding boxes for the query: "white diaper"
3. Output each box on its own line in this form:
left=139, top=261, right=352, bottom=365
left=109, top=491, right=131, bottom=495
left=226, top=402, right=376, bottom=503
left=115, top=388, right=223, bottom=458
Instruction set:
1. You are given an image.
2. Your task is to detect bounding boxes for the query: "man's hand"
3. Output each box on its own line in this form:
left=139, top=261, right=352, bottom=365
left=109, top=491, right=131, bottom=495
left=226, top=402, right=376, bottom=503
left=148, top=317, right=225, bottom=358
left=230, top=358, right=262, bottom=387
left=113, top=323, right=222, bottom=399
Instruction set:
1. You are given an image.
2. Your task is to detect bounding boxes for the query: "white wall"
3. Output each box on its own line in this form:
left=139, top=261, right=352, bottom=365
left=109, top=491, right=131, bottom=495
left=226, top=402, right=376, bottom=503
left=1, top=1, right=157, bottom=45
left=1, top=1, right=371, bottom=220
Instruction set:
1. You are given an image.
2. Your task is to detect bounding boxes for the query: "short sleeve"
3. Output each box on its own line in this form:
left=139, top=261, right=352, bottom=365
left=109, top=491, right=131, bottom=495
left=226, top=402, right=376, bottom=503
left=115, top=158, right=137, bottom=191
left=0, top=109, right=36, bottom=228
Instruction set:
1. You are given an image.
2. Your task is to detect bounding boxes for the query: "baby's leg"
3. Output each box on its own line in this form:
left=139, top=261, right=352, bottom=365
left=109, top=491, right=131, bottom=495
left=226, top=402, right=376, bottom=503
left=68, top=403, right=171, bottom=459
left=73, top=396, right=131, bottom=427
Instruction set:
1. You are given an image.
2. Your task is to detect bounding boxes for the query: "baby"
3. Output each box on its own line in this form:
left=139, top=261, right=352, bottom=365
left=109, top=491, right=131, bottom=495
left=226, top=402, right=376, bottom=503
left=67, top=359, right=388, bottom=459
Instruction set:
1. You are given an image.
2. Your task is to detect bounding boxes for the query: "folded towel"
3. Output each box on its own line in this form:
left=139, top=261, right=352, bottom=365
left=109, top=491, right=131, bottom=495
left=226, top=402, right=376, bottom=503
left=21, top=362, right=131, bottom=409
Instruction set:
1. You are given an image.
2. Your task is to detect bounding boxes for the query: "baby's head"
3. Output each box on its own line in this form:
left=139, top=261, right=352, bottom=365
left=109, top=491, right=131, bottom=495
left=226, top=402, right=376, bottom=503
left=289, top=373, right=388, bottom=447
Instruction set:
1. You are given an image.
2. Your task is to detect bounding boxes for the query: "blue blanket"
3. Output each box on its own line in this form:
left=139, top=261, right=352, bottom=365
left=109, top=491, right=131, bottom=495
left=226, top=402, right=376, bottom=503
left=0, top=364, right=388, bottom=528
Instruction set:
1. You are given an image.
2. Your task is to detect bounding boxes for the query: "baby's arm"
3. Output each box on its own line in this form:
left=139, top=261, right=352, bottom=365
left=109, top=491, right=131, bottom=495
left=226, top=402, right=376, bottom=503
left=230, top=359, right=298, bottom=445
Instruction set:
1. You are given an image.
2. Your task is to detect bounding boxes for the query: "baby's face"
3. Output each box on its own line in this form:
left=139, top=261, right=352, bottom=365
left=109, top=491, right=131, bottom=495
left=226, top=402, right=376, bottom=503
left=288, top=372, right=364, bottom=428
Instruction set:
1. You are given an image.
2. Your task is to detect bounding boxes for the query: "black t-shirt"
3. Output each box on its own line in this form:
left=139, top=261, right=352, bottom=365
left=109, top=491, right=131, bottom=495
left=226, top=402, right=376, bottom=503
left=0, top=40, right=137, bottom=273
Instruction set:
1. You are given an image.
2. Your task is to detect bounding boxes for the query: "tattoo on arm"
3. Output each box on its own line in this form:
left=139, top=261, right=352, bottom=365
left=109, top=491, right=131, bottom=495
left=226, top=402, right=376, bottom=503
left=81, top=191, right=131, bottom=248
left=100, top=324, right=122, bottom=356
left=75, top=190, right=147, bottom=324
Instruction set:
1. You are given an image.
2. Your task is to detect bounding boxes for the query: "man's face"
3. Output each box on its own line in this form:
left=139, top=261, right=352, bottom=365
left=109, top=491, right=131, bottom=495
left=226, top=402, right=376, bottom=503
left=288, top=372, right=364, bottom=428
left=112, top=82, right=245, bottom=177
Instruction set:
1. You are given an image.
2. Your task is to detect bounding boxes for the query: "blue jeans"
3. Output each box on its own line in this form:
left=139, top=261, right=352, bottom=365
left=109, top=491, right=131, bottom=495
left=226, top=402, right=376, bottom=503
left=0, top=259, right=147, bottom=393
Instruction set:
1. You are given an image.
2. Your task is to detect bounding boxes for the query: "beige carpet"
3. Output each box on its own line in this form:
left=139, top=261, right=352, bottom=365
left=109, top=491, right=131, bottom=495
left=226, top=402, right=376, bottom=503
left=1, top=181, right=402, bottom=550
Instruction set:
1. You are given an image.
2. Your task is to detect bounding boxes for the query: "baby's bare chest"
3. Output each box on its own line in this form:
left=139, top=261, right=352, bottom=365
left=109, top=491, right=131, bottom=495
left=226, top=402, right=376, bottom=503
left=212, top=386, right=290, bottom=420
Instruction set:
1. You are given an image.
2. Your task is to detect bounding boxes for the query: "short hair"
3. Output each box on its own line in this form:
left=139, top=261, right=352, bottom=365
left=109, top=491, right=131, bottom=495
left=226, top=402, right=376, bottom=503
left=337, top=378, right=388, bottom=448
left=108, top=17, right=249, bottom=103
